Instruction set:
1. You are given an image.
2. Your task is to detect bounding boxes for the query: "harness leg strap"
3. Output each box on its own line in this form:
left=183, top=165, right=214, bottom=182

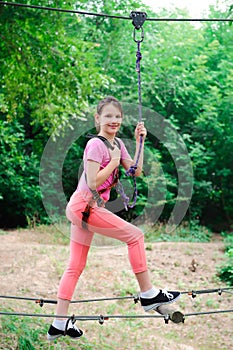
left=81, top=204, right=91, bottom=230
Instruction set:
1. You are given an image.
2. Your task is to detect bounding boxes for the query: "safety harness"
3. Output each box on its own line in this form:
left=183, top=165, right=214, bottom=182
left=81, top=134, right=121, bottom=229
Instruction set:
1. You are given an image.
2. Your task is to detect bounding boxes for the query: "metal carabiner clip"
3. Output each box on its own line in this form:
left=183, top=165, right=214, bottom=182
left=133, top=27, right=144, bottom=43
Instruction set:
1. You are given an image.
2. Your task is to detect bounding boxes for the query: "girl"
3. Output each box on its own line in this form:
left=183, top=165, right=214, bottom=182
left=47, top=96, right=180, bottom=340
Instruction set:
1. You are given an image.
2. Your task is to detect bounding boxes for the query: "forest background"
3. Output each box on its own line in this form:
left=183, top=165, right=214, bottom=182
left=0, top=0, right=233, bottom=234
left=1, top=3, right=233, bottom=349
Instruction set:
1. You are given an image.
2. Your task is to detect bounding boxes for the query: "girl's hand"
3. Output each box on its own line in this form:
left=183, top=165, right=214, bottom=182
left=109, top=145, right=121, bottom=165
left=135, top=122, right=147, bottom=142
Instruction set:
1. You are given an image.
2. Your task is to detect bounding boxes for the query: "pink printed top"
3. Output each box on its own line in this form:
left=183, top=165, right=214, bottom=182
left=77, top=137, right=131, bottom=201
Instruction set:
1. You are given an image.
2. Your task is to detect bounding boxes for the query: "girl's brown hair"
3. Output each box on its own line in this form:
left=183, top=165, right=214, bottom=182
left=97, top=96, right=123, bottom=115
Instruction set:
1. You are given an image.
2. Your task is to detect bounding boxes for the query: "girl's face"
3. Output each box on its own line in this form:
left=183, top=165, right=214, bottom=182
left=95, top=103, right=122, bottom=138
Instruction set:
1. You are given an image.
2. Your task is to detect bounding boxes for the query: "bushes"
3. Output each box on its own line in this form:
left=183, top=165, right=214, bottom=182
left=0, top=121, right=47, bottom=227
left=218, top=232, right=233, bottom=286
left=1, top=1, right=233, bottom=230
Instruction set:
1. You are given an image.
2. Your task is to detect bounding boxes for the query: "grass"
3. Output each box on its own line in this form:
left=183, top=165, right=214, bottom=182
left=0, top=229, right=8, bottom=235
left=218, top=231, right=233, bottom=286
left=1, top=312, right=45, bottom=350
left=3, top=219, right=212, bottom=247
left=143, top=221, right=212, bottom=243
left=0, top=222, right=232, bottom=349
left=0, top=311, right=109, bottom=350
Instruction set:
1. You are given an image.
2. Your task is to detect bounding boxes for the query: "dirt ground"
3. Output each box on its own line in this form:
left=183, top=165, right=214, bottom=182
left=0, top=229, right=232, bottom=350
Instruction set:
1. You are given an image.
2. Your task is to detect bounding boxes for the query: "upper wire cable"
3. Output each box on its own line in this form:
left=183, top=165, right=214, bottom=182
left=0, top=287, right=232, bottom=305
left=0, top=1, right=233, bottom=22
left=0, top=1, right=130, bottom=18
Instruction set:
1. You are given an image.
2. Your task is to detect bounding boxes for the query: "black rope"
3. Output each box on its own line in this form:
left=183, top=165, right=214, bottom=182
left=147, top=17, right=233, bottom=22
left=0, top=311, right=106, bottom=320
left=0, top=294, right=140, bottom=305
left=0, top=2, right=232, bottom=22
left=0, top=310, right=233, bottom=321
left=1, top=288, right=232, bottom=324
left=185, top=309, right=233, bottom=317
left=223, top=290, right=233, bottom=295
left=0, top=1, right=130, bottom=19
left=0, top=287, right=232, bottom=305
left=186, top=287, right=233, bottom=298
left=0, top=311, right=165, bottom=321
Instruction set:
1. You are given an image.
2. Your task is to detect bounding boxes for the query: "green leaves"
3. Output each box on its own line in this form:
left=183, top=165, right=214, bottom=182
left=0, top=1, right=108, bottom=136
left=0, top=1, right=233, bottom=229
left=0, top=120, right=45, bottom=227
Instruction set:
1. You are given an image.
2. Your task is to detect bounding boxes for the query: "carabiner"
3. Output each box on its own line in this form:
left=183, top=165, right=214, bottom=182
left=133, top=27, right=144, bottom=43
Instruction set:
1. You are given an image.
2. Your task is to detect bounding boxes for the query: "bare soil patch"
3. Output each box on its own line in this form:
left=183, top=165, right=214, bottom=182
left=0, top=229, right=232, bottom=349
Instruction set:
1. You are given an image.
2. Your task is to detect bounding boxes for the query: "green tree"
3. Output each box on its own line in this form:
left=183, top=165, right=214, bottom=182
left=0, top=0, right=110, bottom=226
left=0, top=0, right=109, bottom=140
left=0, top=120, right=45, bottom=227
left=1, top=0, right=233, bottom=230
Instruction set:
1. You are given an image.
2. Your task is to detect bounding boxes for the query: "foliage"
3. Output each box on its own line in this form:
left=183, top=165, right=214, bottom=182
left=0, top=0, right=111, bottom=226
left=218, top=232, right=233, bottom=285
left=0, top=0, right=108, bottom=138
left=139, top=5, right=233, bottom=230
left=0, top=312, right=96, bottom=349
left=143, top=221, right=212, bottom=243
left=218, top=256, right=233, bottom=286
left=0, top=120, right=46, bottom=227
left=0, top=0, right=233, bottom=229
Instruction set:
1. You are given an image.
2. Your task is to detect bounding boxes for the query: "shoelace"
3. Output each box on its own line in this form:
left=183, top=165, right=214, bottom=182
left=161, top=288, right=174, bottom=300
left=70, top=323, right=82, bottom=335
left=65, top=319, right=82, bottom=335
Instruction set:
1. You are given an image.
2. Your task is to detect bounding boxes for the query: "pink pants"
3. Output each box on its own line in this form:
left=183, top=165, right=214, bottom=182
left=57, top=191, right=148, bottom=300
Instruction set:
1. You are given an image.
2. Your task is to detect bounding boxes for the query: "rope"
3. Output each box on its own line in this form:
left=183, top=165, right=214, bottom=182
left=0, top=294, right=140, bottom=306
left=223, top=290, right=233, bottom=295
left=0, top=287, right=232, bottom=305
left=186, top=287, right=233, bottom=298
left=1, top=288, right=232, bottom=324
left=185, top=309, right=233, bottom=317
left=0, top=310, right=233, bottom=323
left=0, top=311, right=163, bottom=320
left=0, top=1, right=130, bottom=19
left=0, top=2, right=233, bottom=22
left=124, top=25, right=144, bottom=208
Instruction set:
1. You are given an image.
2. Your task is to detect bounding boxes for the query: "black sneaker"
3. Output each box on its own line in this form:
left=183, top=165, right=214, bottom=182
left=140, top=289, right=181, bottom=312
left=47, top=322, right=83, bottom=341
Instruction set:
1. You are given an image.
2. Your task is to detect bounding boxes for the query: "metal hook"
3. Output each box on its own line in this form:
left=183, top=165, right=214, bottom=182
left=133, top=27, right=144, bottom=43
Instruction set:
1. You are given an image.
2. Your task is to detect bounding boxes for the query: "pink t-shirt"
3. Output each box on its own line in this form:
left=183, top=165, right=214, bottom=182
left=77, top=137, right=131, bottom=201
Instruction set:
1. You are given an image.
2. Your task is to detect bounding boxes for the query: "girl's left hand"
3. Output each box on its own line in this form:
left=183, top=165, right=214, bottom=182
left=135, top=122, right=147, bottom=142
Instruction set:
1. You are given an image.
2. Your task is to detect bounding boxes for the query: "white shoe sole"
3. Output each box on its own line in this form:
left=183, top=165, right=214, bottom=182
left=47, top=333, right=63, bottom=341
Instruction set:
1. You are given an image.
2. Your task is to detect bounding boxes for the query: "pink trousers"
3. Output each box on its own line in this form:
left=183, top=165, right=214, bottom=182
left=57, top=191, right=148, bottom=300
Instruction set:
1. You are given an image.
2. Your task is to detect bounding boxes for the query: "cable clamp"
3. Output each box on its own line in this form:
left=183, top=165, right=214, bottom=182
left=164, top=314, right=170, bottom=324
left=36, top=299, right=44, bottom=307
left=130, top=11, right=147, bottom=29
left=98, top=314, right=105, bottom=325
left=191, top=291, right=196, bottom=298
